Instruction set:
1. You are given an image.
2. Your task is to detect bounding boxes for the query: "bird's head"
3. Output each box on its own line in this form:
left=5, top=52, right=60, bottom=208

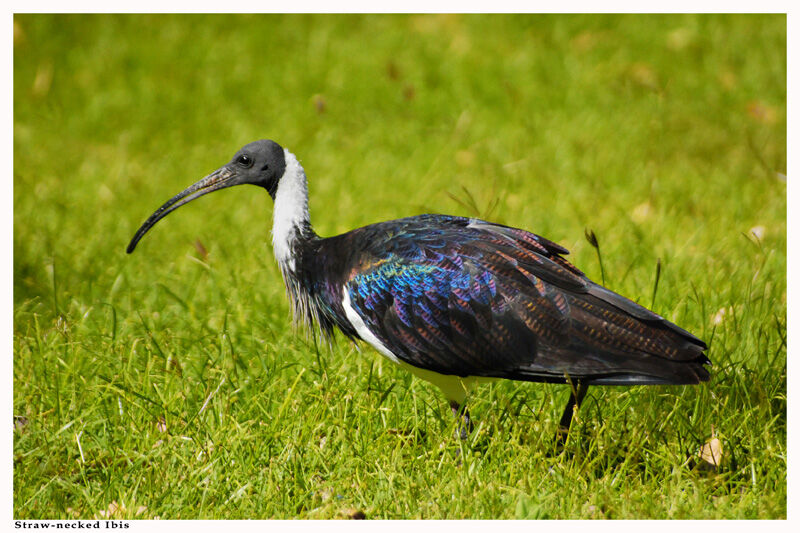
left=126, top=139, right=286, bottom=253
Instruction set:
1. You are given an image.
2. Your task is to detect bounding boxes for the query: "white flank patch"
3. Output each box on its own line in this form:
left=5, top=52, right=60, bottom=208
left=341, top=289, right=400, bottom=364
left=271, top=149, right=310, bottom=271
left=341, top=287, right=489, bottom=404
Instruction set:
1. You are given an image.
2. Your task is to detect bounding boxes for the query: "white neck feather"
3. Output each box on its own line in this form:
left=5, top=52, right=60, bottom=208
left=271, top=149, right=310, bottom=271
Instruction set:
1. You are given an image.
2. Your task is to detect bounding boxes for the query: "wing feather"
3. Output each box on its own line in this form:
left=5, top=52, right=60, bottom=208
left=335, top=215, right=709, bottom=384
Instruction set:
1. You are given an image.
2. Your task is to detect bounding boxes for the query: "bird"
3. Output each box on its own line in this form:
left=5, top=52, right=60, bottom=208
left=127, top=139, right=710, bottom=442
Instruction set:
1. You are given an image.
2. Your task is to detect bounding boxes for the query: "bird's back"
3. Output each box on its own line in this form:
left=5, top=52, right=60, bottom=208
left=305, top=214, right=709, bottom=386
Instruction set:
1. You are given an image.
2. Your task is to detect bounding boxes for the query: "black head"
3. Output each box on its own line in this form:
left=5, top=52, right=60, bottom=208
left=228, top=139, right=287, bottom=198
left=126, top=139, right=286, bottom=253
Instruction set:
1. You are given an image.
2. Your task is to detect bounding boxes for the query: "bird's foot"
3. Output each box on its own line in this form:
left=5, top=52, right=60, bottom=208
left=550, top=381, right=589, bottom=454
left=450, top=401, right=474, bottom=440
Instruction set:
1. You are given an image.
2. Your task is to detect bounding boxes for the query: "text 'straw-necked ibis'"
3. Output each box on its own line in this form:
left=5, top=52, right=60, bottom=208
left=128, top=140, right=710, bottom=442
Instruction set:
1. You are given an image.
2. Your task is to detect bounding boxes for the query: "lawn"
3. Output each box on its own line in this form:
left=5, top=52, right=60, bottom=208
left=13, top=14, right=786, bottom=519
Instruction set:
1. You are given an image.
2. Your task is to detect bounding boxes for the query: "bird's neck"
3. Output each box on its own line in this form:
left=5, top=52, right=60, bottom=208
left=272, top=149, right=316, bottom=273
left=272, top=149, right=331, bottom=337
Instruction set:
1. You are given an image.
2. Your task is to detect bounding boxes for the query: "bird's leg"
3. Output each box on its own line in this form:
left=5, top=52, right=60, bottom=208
left=554, top=380, right=588, bottom=446
left=449, top=400, right=474, bottom=440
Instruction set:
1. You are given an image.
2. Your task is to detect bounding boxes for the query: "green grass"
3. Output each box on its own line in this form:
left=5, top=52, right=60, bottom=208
left=14, top=14, right=786, bottom=519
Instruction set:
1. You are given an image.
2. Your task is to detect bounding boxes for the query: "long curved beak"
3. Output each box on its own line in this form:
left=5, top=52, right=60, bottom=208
left=127, top=167, right=236, bottom=253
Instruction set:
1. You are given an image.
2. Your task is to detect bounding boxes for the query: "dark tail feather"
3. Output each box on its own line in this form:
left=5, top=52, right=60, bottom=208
left=587, top=282, right=708, bottom=352
left=503, top=282, right=712, bottom=386
left=587, top=357, right=710, bottom=385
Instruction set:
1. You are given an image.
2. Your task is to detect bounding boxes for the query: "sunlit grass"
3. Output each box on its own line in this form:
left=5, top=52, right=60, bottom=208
left=14, top=14, right=785, bottom=519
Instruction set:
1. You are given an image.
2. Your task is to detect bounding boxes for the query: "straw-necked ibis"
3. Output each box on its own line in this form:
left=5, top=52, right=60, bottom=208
left=128, top=140, right=710, bottom=441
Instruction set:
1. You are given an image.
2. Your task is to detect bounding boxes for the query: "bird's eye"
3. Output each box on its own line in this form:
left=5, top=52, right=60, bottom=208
left=236, top=154, right=253, bottom=167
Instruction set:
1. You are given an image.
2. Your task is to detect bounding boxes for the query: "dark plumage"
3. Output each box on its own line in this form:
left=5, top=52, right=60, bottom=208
left=128, top=139, right=710, bottom=441
left=324, top=215, right=708, bottom=384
